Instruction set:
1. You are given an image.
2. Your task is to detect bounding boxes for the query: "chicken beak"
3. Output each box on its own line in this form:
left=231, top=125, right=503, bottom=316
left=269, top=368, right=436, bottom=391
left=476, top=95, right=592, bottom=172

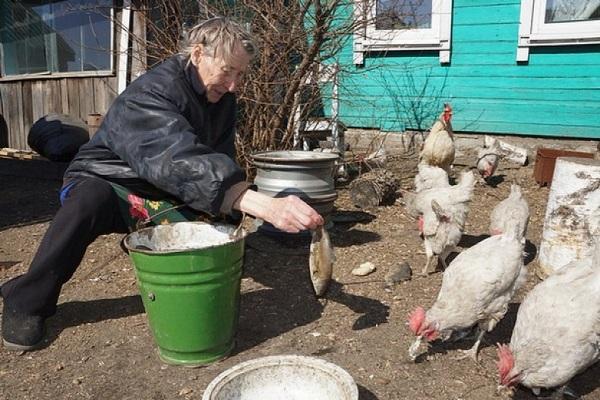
left=496, top=384, right=515, bottom=398
left=408, top=336, right=423, bottom=361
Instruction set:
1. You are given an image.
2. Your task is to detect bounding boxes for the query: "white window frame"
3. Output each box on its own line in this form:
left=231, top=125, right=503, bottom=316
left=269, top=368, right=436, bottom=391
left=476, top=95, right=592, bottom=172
left=517, top=0, right=600, bottom=61
left=353, top=0, right=453, bottom=65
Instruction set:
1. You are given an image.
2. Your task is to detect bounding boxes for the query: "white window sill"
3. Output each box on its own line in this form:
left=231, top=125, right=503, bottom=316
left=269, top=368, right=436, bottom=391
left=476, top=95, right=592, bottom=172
left=0, top=71, right=115, bottom=82
left=517, top=36, right=600, bottom=62
left=358, top=41, right=451, bottom=63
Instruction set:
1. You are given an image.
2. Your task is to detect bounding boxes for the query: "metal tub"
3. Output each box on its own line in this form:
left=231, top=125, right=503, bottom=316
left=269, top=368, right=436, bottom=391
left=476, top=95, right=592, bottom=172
left=251, top=151, right=339, bottom=233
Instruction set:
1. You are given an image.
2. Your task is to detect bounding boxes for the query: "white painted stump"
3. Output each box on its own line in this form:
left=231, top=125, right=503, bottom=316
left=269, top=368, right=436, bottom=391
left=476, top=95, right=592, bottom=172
left=538, top=157, right=600, bottom=277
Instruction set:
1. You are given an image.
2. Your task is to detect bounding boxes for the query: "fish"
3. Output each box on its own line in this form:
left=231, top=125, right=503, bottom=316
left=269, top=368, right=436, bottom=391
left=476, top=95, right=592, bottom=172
left=229, top=213, right=248, bottom=241
left=309, top=225, right=335, bottom=297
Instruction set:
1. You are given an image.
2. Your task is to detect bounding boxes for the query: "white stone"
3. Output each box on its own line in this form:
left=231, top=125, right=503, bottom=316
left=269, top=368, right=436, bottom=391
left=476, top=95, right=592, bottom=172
left=352, top=262, right=376, bottom=276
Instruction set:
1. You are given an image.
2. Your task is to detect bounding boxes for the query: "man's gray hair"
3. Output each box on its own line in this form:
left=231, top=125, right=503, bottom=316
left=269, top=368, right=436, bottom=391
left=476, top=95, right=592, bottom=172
left=181, top=17, right=257, bottom=61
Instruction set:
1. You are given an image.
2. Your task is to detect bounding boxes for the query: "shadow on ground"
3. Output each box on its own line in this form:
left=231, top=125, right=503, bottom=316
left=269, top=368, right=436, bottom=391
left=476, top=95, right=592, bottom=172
left=40, top=295, right=144, bottom=349
left=0, top=172, right=61, bottom=230
left=235, top=244, right=389, bottom=354
left=358, top=384, right=379, bottom=400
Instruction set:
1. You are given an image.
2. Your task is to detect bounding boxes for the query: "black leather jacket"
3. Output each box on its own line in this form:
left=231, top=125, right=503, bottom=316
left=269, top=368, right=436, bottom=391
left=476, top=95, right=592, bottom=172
left=65, top=54, right=246, bottom=216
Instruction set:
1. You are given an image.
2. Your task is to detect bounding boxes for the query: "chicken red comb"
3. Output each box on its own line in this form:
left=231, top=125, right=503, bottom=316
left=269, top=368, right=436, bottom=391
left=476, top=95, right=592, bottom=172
left=496, top=343, right=515, bottom=381
left=442, top=104, right=452, bottom=123
left=408, top=307, right=426, bottom=335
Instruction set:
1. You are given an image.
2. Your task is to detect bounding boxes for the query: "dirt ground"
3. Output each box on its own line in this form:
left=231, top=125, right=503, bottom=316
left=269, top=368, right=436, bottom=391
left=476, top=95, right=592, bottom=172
left=0, top=147, right=598, bottom=400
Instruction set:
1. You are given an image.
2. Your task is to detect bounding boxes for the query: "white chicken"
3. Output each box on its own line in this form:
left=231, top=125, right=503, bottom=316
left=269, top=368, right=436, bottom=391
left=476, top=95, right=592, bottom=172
left=414, top=163, right=450, bottom=193
left=414, top=170, right=476, bottom=275
left=497, top=214, right=600, bottom=398
left=408, top=223, right=526, bottom=362
left=489, top=184, right=530, bottom=240
left=401, top=165, right=450, bottom=220
left=420, top=104, right=455, bottom=173
left=476, top=138, right=501, bottom=180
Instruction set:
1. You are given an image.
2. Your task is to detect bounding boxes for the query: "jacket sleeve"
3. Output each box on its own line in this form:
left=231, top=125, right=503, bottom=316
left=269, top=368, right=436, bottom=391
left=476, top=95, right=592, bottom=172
left=105, top=86, right=245, bottom=216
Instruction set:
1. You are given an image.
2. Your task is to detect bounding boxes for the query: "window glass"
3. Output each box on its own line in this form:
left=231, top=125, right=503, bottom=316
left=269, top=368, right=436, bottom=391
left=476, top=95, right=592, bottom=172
left=376, top=0, right=432, bottom=30
left=53, top=2, right=83, bottom=72
left=1, top=2, right=51, bottom=75
left=0, top=0, right=112, bottom=76
left=545, top=0, right=600, bottom=23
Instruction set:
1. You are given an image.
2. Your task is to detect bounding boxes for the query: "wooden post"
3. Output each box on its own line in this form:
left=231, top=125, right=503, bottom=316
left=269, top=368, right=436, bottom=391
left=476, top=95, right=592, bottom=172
left=130, top=5, right=147, bottom=82
left=87, top=113, right=104, bottom=137
left=117, top=0, right=132, bottom=94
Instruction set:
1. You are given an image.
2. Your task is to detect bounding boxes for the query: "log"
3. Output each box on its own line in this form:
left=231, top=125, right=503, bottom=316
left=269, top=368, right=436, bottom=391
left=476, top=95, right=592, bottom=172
left=349, top=169, right=399, bottom=208
left=537, top=157, right=600, bottom=278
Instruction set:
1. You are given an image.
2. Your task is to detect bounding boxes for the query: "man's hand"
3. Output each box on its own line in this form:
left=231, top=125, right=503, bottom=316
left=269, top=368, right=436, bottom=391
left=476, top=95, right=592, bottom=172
left=234, top=189, right=323, bottom=233
left=265, top=195, right=323, bottom=233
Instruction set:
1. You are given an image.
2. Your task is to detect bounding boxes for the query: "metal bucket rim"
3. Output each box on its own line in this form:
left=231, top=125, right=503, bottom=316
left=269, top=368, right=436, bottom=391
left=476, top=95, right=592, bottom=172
left=123, top=221, right=246, bottom=255
left=251, top=150, right=339, bottom=163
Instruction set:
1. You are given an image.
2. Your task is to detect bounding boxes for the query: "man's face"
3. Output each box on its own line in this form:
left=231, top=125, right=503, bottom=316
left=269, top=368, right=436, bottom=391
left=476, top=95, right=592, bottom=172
left=194, top=44, right=252, bottom=103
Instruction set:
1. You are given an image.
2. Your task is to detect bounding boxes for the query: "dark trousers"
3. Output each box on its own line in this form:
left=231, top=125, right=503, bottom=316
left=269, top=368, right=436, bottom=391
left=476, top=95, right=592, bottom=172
left=1, top=177, right=129, bottom=318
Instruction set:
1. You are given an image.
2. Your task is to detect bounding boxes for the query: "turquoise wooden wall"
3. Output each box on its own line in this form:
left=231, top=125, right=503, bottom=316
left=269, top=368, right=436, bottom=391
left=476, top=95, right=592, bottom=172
left=334, top=1, right=600, bottom=138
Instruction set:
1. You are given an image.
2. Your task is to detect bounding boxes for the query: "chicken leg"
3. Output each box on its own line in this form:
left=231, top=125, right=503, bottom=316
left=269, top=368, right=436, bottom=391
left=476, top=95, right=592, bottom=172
left=550, top=385, right=581, bottom=400
left=421, top=241, right=439, bottom=276
left=453, top=327, right=485, bottom=362
left=421, top=255, right=439, bottom=276
left=439, top=247, right=453, bottom=270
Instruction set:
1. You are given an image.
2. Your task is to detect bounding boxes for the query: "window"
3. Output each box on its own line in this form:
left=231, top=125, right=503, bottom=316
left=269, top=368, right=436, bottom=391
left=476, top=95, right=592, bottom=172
left=517, top=0, right=600, bottom=61
left=353, top=0, right=453, bottom=65
left=0, top=0, right=113, bottom=78
left=375, top=0, right=432, bottom=30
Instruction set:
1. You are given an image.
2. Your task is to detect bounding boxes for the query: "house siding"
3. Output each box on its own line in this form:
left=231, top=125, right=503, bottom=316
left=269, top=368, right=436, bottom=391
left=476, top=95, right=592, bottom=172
left=336, top=0, right=600, bottom=138
left=0, top=77, right=118, bottom=150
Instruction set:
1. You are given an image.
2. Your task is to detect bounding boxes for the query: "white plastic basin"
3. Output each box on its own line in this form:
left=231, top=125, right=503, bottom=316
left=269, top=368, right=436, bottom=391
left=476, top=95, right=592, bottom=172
left=202, top=355, right=359, bottom=400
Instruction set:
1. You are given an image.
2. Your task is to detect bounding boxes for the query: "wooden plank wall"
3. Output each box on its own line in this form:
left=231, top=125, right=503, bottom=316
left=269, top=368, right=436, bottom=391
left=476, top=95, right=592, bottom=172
left=336, top=0, right=600, bottom=138
left=0, top=76, right=118, bottom=151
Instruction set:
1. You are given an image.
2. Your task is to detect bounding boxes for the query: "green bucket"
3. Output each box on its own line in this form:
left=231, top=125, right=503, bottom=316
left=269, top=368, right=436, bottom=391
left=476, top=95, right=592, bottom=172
left=123, top=222, right=245, bottom=367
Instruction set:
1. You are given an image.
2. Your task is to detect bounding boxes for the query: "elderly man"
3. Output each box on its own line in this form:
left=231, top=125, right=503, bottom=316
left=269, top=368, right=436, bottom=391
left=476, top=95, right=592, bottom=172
left=1, top=17, right=323, bottom=351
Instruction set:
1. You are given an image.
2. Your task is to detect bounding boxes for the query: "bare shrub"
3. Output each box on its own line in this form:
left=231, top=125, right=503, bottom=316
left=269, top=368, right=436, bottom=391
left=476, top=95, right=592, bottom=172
left=123, top=0, right=366, bottom=175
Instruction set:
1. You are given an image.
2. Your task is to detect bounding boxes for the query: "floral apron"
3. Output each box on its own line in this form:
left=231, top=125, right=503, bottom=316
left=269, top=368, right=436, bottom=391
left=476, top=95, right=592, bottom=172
left=60, top=179, right=205, bottom=232
left=108, top=182, right=206, bottom=231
